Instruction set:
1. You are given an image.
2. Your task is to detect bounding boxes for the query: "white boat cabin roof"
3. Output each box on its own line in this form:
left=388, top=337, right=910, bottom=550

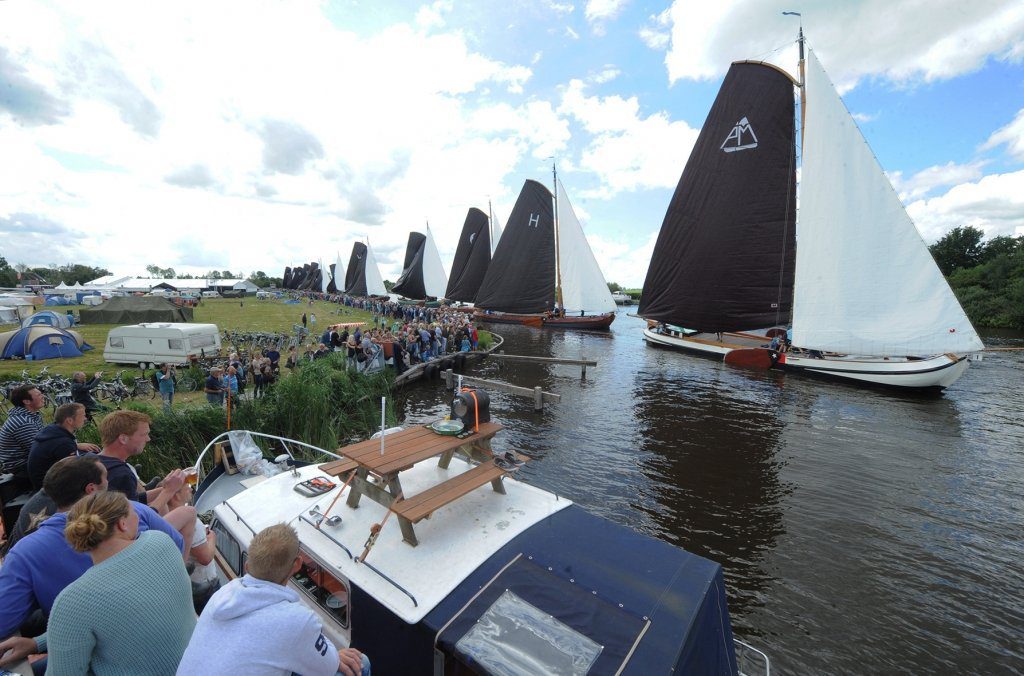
left=213, top=458, right=572, bottom=624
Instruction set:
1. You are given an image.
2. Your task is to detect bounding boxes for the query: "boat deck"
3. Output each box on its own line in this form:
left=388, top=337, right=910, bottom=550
left=211, top=457, right=571, bottom=624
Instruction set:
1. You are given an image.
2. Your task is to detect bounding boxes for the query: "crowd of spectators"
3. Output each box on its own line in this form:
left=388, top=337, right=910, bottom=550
left=0, top=408, right=371, bottom=675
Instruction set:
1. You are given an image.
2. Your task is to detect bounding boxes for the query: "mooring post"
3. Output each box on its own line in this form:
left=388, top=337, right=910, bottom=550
left=581, top=364, right=587, bottom=379
left=444, top=369, right=453, bottom=389
left=533, top=386, right=543, bottom=411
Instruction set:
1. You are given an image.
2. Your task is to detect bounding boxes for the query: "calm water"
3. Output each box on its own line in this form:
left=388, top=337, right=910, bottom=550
left=398, top=310, right=1024, bottom=674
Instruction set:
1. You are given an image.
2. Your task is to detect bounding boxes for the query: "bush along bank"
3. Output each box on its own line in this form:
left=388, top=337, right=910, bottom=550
left=77, top=354, right=398, bottom=478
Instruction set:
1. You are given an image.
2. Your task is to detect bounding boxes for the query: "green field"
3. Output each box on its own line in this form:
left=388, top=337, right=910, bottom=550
left=0, top=298, right=374, bottom=380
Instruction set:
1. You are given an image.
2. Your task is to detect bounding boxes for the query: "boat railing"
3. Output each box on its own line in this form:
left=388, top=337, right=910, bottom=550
left=193, top=430, right=344, bottom=485
left=734, top=639, right=771, bottom=676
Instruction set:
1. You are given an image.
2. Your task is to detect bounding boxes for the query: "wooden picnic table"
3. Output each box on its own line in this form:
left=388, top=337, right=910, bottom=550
left=320, top=422, right=508, bottom=546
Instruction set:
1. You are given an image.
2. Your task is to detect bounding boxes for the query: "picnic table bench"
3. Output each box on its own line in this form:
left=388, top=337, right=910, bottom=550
left=319, top=422, right=525, bottom=546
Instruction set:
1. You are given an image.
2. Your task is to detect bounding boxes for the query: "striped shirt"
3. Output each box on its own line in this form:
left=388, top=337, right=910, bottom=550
left=0, top=407, right=43, bottom=473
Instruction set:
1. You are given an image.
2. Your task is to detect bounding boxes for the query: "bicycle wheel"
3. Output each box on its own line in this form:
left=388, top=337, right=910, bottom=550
left=178, top=376, right=197, bottom=392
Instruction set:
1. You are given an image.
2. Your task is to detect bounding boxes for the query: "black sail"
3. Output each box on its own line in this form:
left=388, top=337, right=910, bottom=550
left=391, top=232, right=428, bottom=299
left=326, top=263, right=337, bottom=293
left=299, top=262, right=319, bottom=290
left=283, top=267, right=293, bottom=289
left=475, top=180, right=555, bottom=314
left=445, top=208, right=491, bottom=302
left=344, top=243, right=369, bottom=296
left=639, top=62, right=797, bottom=332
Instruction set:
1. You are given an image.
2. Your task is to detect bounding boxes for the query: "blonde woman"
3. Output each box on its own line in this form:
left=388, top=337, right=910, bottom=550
left=46, top=491, right=196, bottom=675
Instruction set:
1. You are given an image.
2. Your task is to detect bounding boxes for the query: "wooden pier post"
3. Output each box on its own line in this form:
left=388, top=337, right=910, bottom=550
left=534, top=386, right=543, bottom=411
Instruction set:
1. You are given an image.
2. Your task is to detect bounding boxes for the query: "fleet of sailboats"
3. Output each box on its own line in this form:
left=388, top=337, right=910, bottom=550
left=639, top=31, right=983, bottom=389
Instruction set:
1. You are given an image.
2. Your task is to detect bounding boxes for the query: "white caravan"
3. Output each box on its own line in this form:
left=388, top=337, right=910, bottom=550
left=104, top=323, right=221, bottom=368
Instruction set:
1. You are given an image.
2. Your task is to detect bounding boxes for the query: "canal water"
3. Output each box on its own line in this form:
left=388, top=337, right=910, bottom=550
left=397, top=310, right=1024, bottom=674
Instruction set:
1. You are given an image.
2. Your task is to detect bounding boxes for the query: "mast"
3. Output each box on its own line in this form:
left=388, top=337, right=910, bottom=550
left=784, top=12, right=806, bottom=150
left=552, top=161, right=564, bottom=311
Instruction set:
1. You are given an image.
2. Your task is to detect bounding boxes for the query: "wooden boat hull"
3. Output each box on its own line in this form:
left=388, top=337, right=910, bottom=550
left=543, top=312, right=615, bottom=330
left=473, top=311, right=545, bottom=328
left=643, top=326, right=971, bottom=390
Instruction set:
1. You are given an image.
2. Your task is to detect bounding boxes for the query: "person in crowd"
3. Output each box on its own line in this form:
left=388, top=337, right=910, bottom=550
left=251, top=351, right=265, bottom=398
left=158, top=363, right=176, bottom=412
left=224, top=366, right=240, bottom=400
left=205, top=366, right=225, bottom=406
left=26, top=403, right=99, bottom=490
left=346, top=332, right=358, bottom=369
left=96, top=410, right=187, bottom=517
left=176, top=523, right=370, bottom=676
left=301, top=312, right=307, bottom=328
left=165, top=482, right=220, bottom=614
left=44, top=491, right=196, bottom=675
left=70, top=371, right=106, bottom=418
left=285, top=346, right=298, bottom=370
left=229, top=353, right=246, bottom=395
left=0, top=385, right=47, bottom=489
left=0, top=456, right=186, bottom=669
left=460, top=334, right=471, bottom=352
left=313, top=343, right=330, bottom=360
left=310, top=312, right=317, bottom=328
left=2, top=456, right=98, bottom=556
left=266, top=346, right=281, bottom=373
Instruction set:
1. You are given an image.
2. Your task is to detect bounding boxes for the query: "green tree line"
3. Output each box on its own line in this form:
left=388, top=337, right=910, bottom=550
left=929, top=226, right=1024, bottom=330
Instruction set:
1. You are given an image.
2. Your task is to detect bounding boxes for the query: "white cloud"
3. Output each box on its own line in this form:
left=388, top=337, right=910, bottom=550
left=590, top=65, right=620, bottom=84
left=890, top=161, right=986, bottom=202
left=565, top=26, right=581, bottom=40
left=415, top=0, right=454, bottom=30
left=906, top=169, right=1024, bottom=242
left=0, top=2, right=550, bottom=276
left=851, top=111, right=878, bottom=123
left=981, top=108, right=1024, bottom=162
left=585, top=0, right=629, bottom=23
left=559, top=79, right=699, bottom=198
left=546, top=2, right=575, bottom=14
left=639, top=9, right=671, bottom=51
left=660, top=0, right=1024, bottom=89
left=587, top=230, right=659, bottom=288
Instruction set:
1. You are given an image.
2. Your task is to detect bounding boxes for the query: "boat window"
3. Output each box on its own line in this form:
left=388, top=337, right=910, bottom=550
left=109, top=336, right=124, bottom=348
left=291, top=550, right=350, bottom=629
left=190, top=333, right=216, bottom=349
left=210, top=518, right=243, bottom=576
left=454, top=590, right=602, bottom=675
left=168, top=339, right=183, bottom=350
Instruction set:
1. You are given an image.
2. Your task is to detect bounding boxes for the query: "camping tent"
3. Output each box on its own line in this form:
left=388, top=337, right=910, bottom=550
left=23, top=310, right=73, bottom=329
left=0, top=326, right=92, bottom=360
left=78, top=296, right=194, bottom=324
left=44, top=296, right=74, bottom=307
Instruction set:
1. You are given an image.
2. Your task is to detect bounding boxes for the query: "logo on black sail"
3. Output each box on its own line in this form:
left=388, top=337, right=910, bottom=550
left=469, top=232, right=476, bottom=244
left=721, top=117, right=758, bottom=153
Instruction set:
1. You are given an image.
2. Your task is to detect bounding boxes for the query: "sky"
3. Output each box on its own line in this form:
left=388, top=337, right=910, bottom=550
left=0, top=0, right=1022, bottom=288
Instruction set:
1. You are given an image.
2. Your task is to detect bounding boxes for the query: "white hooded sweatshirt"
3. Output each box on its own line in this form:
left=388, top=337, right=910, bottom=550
left=176, top=574, right=340, bottom=676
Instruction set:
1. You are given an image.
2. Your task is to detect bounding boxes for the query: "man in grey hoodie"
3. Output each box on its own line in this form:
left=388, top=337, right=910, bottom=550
left=176, top=523, right=369, bottom=676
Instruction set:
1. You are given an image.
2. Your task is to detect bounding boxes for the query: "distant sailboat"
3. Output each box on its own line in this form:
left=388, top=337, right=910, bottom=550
left=392, top=226, right=449, bottom=302
left=639, top=31, right=983, bottom=389
left=330, top=251, right=345, bottom=294
left=343, top=241, right=387, bottom=297
left=445, top=208, right=491, bottom=303
left=475, top=169, right=616, bottom=330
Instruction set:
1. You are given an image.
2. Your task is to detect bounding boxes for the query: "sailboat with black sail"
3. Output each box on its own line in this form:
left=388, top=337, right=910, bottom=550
left=445, top=207, right=492, bottom=303
left=639, top=31, right=983, bottom=389
left=343, top=241, right=388, bottom=299
left=392, top=226, right=448, bottom=304
left=474, top=170, right=616, bottom=330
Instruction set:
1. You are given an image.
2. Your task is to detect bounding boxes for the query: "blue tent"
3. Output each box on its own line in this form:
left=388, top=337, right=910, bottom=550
left=44, top=296, right=73, bottom=307
left=23, top=310, right=73, bottom=329
left=0, top=326, right=92, bottom=360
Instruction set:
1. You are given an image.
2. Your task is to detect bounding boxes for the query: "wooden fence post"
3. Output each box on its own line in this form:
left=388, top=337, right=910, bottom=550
left=533, top=386, right=543, bottom=411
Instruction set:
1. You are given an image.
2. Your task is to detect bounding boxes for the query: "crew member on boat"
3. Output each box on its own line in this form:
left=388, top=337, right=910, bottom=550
left=177, top=524, right=371, bottom=676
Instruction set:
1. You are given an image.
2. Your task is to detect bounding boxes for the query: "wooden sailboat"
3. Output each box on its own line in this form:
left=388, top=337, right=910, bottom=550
left=445, top=207, right=492, bottom=304
left=343, top=241, right=388, bottom=298
left=475, top=169, right=616, bottom=330
left=639, top=30, right=983, bottom=389
left=393, top=225, right=449, bottom=304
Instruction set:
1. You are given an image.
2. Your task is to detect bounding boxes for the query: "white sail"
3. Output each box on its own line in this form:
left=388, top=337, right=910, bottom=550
left=556, top=180, right=616, bottom=315
left=364, top=242, right=387, bottom=297
left=490, top=211, right=503, bottom=256
left=334, top=251, right=346, bottom=292
left=318, top=258, right=329, bottom=294
left=792, top=50, right=983, bottom=356
left=422, top=225, right=449, bottom=298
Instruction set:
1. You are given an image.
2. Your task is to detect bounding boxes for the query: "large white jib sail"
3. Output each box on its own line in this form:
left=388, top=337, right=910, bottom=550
left=792, top=50, right=983, bottom=356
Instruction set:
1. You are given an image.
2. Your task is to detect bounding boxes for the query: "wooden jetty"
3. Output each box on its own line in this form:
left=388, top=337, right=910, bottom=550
left=442, top=370, right=561, bottom=411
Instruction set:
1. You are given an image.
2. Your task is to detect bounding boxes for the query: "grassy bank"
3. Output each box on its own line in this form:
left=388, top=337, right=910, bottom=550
left=76, top=354, right=397, bottom=477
